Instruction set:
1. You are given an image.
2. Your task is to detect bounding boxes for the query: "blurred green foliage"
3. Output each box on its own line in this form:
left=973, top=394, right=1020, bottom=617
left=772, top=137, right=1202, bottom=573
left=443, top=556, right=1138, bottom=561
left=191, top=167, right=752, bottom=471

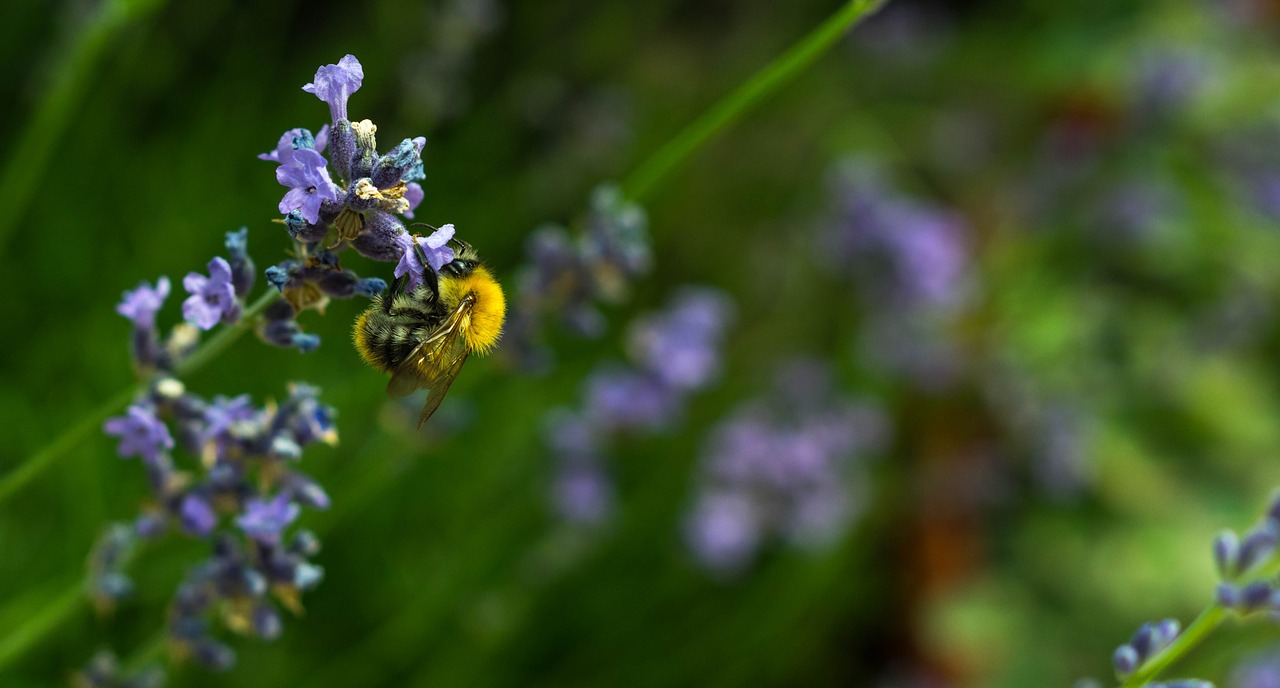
left=5, top=0, right=1280, bottom=686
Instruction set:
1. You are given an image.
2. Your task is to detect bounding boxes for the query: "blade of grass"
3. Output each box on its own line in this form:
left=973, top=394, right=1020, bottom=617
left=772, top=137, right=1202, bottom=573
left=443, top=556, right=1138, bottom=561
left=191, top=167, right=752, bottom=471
left=621, top=0, right=887, bottom=202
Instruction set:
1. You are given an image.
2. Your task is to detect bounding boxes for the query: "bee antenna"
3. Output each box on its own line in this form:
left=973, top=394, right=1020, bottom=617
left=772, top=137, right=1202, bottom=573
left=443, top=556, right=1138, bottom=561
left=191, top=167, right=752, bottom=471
left=406, top=222, right=440, bottom=232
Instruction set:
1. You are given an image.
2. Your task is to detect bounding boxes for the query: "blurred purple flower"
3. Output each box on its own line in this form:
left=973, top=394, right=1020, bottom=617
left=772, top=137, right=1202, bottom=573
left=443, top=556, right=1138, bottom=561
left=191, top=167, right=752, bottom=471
left=825, top=161, right=970, bottom=311
left=1233, top=651, right=1280, bottom=688
left=583, top=367, right=674, bottom=431
left=685, top=492, right=761, bottom=574
left=276, top=148, right=339, bottom=225
left=303, top=54, right=364, bottom=123
left=104, top=404, right=174, bottom=466
left=684, top=363, right=885, bottom=574
left=553, top=460, right=614, bottom=526
left=117, top=277, right=170, bottom=330
left=628, top=287, right=734, bottom=391
left=183, top=257, right=239, bottom=330
left=179, top=494, right=217, bottom=537
left=237, top=494, right=301, bottom=545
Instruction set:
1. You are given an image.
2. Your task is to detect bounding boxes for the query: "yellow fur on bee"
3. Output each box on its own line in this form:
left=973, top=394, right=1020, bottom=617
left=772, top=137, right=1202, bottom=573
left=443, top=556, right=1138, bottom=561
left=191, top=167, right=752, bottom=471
left=440, top=265, right=506, bottom=355
left=352, top=310, right=381, bottom=370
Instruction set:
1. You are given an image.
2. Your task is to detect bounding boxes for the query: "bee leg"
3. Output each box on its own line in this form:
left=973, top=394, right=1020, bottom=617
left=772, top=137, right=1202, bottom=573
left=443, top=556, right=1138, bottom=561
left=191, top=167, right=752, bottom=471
left=384, top=274, right=407, bottom=315
left=412, top=242, right=441, bottom=305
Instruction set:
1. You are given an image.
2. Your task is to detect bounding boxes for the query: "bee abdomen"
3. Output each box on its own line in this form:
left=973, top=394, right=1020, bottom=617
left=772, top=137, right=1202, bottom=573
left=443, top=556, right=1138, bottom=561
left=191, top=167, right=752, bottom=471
left=354, top=311, right=429, bottom=373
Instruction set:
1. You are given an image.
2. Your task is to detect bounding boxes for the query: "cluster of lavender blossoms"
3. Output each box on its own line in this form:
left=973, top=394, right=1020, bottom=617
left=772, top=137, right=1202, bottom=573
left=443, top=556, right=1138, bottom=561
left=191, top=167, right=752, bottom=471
left=821, top=159, right=971, bottom=389
left=545, top=287, right=734, bottom=526
left=685, top=361, right=886, bottom=575
left=91, top=262, right=337, bottom=680
left=259, top=54, right=456, bottom=350
left=506, top=185, right=652, bottom=370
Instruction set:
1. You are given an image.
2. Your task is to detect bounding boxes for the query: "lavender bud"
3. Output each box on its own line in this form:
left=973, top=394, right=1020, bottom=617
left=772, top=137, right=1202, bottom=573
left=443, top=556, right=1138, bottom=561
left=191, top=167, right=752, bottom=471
left=1214, top=530, right=1241, bottom=578
left=252, top=604, right=283, bottom=640
left=1131, top=623, right=1156, bottom=659
left=1154, top=618, right=1181, bottom=649
left=1238, top=523, right=1277, bottom=572
left=294, top=333, right=322, bottom=355
left=294, top=562, right=324, bottom=590
left=265, top=264, right=292, bottom=291
left=316, top=269, right=359, bottom=298
left=1217, top=582, right=1242, bottom=607
left=371, top=138, right=423, bottom=189
left=242, top=568, right=268, bottom=598
left=1242, top=581, right=1275, bottom=611
left=289, top=530, right=321, bottom=557
left=355, top=277, right=386, bottom=297
left=352, top=212, right=408, bottom=261
left=224, top=228, right=255, bottom=298
left=134, top=511, right=167, bottom=539
left=191, top=639, right=236, bottom=672
left=329, top=119, right=355, bottom=181
left=1113, top=644, right=1140, bottom=676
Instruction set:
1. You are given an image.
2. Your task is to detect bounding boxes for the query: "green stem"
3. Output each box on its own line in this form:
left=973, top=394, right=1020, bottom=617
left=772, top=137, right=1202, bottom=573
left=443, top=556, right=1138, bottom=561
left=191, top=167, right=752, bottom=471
left=0, top=584, right=82, bottom=672
left=0, top=0, right=168, bottom=253
left=0, top=290, right=279, bottom=507
left=1117, top=605, right=1226, bottom=688
left=620, top=0, right=886, bottom=201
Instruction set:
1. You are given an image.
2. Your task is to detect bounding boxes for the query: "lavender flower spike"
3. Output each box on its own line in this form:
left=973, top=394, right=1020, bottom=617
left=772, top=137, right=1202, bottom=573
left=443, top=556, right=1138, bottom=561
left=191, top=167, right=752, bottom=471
left=237, top=494, right=301, bottom=545
left=303, top=54, right=364, bottom=123
left=394, top=223, right=455, bottom=294
left=276, top=148, right=339, bottom=225
left=104, top=404, right=174, bottom=466
left=117, top=277, right=171, bottom=330
left=183, top=257, right=239, bottom=330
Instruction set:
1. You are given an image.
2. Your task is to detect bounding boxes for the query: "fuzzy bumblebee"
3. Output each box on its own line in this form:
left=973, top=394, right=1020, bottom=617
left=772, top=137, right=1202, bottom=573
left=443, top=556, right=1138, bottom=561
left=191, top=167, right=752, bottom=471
left=353, top=241, right=505, bottom=428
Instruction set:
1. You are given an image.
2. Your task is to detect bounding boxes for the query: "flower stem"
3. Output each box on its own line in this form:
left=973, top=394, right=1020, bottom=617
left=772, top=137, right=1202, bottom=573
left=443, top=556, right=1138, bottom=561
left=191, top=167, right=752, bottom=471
left=620, top=0, right=887, bottom=202
left=0, top=583, right=82, bottom=672
left=0, top=289, right=280, bottom=507
left=0, top=0, right=169, bottom=253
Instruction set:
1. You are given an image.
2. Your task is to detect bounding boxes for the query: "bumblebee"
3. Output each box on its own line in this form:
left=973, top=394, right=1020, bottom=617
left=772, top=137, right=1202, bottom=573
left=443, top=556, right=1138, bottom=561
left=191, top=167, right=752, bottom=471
left=353, top=240, right=505, bottom=428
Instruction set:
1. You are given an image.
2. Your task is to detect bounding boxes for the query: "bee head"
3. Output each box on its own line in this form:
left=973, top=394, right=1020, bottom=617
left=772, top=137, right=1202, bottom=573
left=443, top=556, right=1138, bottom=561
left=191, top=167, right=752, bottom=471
left=440, top=238, right=480, bottom=277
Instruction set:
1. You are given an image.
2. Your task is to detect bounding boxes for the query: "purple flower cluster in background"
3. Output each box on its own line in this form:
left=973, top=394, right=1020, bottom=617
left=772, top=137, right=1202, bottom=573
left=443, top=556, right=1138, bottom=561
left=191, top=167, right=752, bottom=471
left=1232, top=651, right=1280, bottom=688
left=545, top=287, right=733, bottom=526
left=684, top=360, right=886, bottom=575
left=257, top=54, right=466, bottom=351
left=822, top=160, right=972, bottom=389
left=506, top=185, right=652, bottom=370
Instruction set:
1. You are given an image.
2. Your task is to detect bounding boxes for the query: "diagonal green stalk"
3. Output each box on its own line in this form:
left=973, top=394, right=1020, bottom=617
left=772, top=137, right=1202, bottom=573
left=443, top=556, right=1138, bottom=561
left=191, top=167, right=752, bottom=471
left=0, top=290, right=280, bottom=507
left=621, top=0, right=887, bottom=202
left=0, top=0, right=169, bottom=253
left=0, top=584, right=83, bottom=671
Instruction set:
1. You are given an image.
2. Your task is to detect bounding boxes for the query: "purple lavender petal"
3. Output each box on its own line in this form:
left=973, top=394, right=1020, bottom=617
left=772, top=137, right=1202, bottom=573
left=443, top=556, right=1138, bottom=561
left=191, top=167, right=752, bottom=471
left=117, top=277, right=171, bottom=330
left=103, top=404, right=174, bottom=466
left=237, top=494, right=301, bottom=545
left=182, top=257, right=238, bottom=331
left=302, top=54, right=364, bottom=123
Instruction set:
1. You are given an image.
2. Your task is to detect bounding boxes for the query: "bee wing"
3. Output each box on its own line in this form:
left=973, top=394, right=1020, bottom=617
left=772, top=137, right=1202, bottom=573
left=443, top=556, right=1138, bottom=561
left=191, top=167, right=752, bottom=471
left=386, top=298, right=473, bottom=429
